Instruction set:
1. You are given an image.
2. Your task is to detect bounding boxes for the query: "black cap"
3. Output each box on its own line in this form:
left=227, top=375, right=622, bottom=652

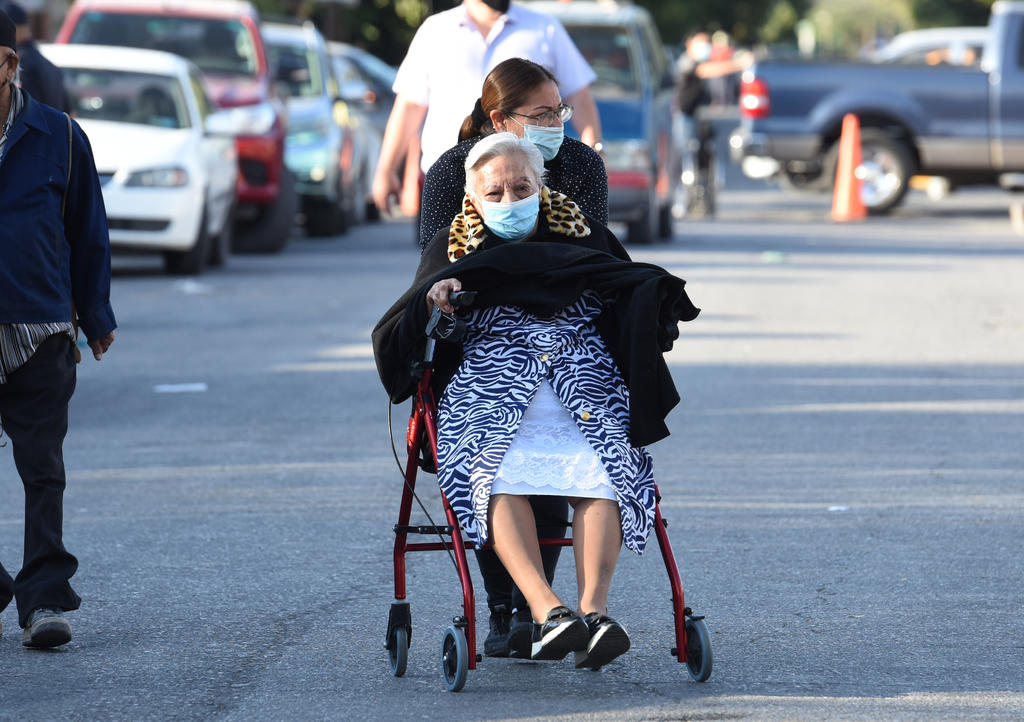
left=4, top=3, right=26, bottom=27
left=0, top=8, right=15, bottom=51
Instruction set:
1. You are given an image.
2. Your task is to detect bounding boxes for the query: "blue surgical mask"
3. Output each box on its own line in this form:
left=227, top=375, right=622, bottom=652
left=509, top=115, right=564, bottom=161
left=480, top=193, right=540, bottom=241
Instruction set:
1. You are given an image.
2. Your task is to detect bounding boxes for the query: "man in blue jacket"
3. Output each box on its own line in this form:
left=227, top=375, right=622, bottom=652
left=0, top=7, right=115, bottom=649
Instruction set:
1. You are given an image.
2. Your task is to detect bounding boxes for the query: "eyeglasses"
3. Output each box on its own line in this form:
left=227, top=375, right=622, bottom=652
left=505, top=103, right=573, bottom=126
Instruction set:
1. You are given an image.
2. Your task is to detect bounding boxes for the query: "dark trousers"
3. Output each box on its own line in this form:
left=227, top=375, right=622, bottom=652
left=476, top=494, right=569, bottom=617
left=0, top=334, right=81, bottom=628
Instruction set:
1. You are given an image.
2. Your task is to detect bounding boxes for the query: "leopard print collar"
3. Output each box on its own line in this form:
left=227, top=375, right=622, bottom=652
left=447, top=186, right=591, bottom=262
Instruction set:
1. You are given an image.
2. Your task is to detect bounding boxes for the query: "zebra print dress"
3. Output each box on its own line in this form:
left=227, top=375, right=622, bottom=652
left=435, top=292, right=657, bottom=554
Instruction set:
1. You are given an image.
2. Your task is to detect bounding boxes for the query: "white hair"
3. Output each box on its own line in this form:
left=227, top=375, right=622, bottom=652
left=464, top=131, right=545, bottom=196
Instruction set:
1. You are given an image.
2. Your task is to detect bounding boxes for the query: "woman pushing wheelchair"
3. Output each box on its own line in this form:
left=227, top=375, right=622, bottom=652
left=373, top=132, right=699, bottom=669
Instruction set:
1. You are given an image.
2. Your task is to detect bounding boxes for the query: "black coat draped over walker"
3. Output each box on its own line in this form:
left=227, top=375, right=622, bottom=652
left=371, top=211, right=700, bottom=449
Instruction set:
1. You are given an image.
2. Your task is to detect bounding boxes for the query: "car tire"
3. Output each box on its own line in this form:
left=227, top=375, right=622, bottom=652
left=306, top=178, right=347, bottom=237
left=627, top=185, right=658, bottom=244
left=164, top=205, right=209, bottom=275
left=857, top=129, right=914, bottom=215
left=208, top=202, right=234, bottom=268
left=306, top=199, right=346, bottom=237
left=347, top=170, right=368, bottom=228
left=658, top=202, right=673, bottom=239
left=627, top=210, right=656, bottom=244
left=365, top=197, right=381, bottom=223
left=233, top=169, right=298, bottom=254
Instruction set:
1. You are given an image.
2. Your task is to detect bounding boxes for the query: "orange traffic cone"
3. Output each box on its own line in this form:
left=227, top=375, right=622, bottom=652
left=831, top=113, right=866, bottom=222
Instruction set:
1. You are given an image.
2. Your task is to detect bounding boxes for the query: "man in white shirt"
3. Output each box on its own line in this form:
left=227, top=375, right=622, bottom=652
left=371, top=0, right=603, bottom=216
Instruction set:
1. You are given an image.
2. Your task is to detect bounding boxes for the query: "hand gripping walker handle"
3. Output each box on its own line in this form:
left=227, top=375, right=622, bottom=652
left=447, top=290, right=477, bottom=308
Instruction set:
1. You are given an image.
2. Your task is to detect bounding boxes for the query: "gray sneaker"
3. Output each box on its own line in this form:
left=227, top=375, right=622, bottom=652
left=22, top=608, right=72, bottom=648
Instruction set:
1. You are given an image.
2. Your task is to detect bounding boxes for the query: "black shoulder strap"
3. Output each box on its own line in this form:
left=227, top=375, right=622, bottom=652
left=62, top=112, right=72, bottom=218
left=63, top=112, right=82, bottom=362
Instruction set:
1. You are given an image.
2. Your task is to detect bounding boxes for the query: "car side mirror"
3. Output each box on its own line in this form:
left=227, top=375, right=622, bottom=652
left=338, top=78, right=371, bottom=105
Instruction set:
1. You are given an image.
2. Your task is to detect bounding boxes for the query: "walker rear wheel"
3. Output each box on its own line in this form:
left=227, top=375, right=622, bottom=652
left=388, top=626, right=409, bottom=677
left=440, top=626, right=468, bottom=692
left=685, top=617, right=713, bottom=682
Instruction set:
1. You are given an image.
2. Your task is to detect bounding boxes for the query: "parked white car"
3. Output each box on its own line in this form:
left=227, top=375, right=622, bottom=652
left=41, top=43, right=240, bottom=274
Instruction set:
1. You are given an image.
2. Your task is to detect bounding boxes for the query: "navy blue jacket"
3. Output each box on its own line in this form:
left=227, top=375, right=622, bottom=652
left=0, top=91, right=116, bottom=341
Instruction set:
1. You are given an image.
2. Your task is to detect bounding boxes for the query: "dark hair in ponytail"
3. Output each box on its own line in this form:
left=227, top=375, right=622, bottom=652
left=458, top=57, right=557, bottom=142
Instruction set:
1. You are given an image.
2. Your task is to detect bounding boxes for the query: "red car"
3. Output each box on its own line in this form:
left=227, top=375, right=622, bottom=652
left=58, top=0, right=297, bottom=253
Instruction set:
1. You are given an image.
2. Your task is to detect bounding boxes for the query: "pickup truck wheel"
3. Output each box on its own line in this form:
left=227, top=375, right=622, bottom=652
left=856, top=130, right=914, bottom=215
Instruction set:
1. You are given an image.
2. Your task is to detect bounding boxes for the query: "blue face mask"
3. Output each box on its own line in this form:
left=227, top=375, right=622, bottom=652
left=480, top=193, right=540, bottom=241
left=509, top=115, right=564, bottom=162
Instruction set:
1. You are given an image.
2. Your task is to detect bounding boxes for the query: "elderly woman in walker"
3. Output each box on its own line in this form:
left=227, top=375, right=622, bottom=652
left=373, top=132, right=698, bottom=669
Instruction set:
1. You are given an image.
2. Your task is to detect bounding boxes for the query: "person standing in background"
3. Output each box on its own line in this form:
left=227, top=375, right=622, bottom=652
left=0, top=7, right=115, bottom=648
left=371, top=0, right=603, bottom=219
left=2, top=2, right=69, bottom=112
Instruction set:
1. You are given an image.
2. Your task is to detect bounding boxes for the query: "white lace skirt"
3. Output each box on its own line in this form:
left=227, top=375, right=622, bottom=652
left=491, top=379, right=617, bottom=500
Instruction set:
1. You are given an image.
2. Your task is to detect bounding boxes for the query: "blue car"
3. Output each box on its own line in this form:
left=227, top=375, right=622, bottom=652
left=530, top=1, right=679, bottom=243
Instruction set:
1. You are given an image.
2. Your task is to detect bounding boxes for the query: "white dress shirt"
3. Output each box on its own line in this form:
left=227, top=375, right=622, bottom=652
left=393, top=2, right=596, bottom=172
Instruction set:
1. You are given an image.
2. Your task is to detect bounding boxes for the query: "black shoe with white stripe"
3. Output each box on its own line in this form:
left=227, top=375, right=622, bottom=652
left=574, top=612, right=630, bottom=670
left=530, top=606, right=589, bottom=661
left=507, top=608, right=534, bottom=658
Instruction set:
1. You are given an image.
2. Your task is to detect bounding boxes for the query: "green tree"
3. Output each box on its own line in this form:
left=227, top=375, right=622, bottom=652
left=248, top=0, right=999, bottom=67
left=252, top=0, right=439, bottom=64
left=911, top=0, right=993, bottom=27
left=633, top=0, right=812, bottom=47
left=809, top=0, right=914, bottom=56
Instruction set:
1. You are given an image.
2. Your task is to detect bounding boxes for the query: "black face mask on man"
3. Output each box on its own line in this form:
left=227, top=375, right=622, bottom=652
left=480, top=0, right=511, bottom=12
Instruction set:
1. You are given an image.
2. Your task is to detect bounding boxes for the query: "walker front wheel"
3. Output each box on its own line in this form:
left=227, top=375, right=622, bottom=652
left=388, top=626, right=409, bottom=677
left=685, top=617, right=713, bottom=682
left=440, top=626, right=468, bottom=692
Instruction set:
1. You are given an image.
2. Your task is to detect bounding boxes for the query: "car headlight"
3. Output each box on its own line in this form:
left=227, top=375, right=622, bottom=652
left=221, top=102, right=277, bottom=136
left=602, top=140, right=651, bottom=172
left=124, top=167, right=189, bottom=187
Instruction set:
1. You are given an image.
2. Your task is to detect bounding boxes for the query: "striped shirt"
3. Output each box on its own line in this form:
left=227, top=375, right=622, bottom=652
left=0, top=85, right=76, bottom=384
left=0, top=323, right=76, bottom=383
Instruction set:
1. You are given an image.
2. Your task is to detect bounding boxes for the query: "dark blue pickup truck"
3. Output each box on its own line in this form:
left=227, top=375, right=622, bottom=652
left=730, top=1, right=1024, bottom=213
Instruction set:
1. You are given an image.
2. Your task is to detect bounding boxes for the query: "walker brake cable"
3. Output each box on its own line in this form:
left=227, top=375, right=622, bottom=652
left=384, top=290, right=479, bottom=572
left=387, top=400, right=459, bottom=572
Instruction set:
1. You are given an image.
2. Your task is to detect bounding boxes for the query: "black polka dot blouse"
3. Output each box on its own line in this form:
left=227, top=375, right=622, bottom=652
left=418, top=135, right=608, bottom=251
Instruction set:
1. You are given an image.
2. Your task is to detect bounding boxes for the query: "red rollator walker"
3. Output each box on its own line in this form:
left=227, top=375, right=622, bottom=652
left=384, top=291, right=712, bottom=692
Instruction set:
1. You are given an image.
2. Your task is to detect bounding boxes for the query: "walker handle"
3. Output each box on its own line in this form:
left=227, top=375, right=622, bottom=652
left=448, top=290, right=477, bottom=308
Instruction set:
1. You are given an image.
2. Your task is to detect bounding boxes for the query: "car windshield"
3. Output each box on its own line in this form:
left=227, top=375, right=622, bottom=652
left=265, top=40, right=322, bottom=98
left=343, top=47, right=396, bottom=90
left=564, top=24, right=639, bottom=94
left=69, top=12, right=259, bottom=77
left=62, top=69, right=190, bottom=129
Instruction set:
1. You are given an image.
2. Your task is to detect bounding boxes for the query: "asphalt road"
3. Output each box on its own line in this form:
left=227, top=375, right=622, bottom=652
left=1, top=174, right=1023, bottom=720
